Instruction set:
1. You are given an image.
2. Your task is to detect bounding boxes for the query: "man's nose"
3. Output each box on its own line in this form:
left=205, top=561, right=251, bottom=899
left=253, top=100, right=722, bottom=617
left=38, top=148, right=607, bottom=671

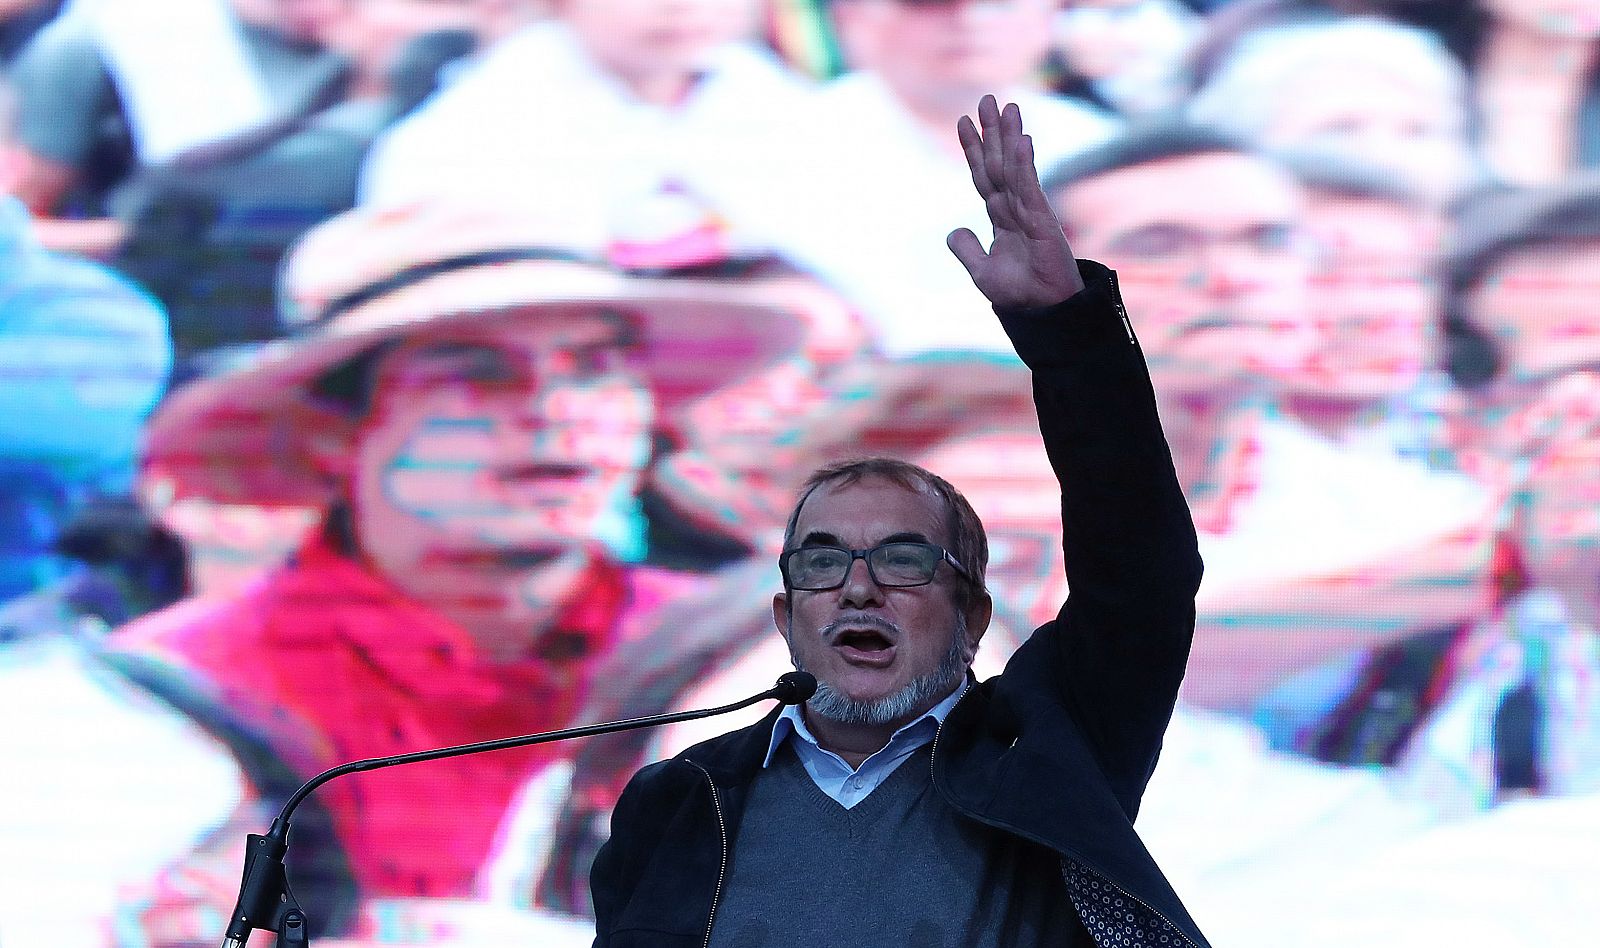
left=508, top=373, right=585, bottom=431
left=838, top=557, right=886, bottom=609
left=1194, top=246, right=1263, bottom=300
left=509, top=386, right=556, bottom=431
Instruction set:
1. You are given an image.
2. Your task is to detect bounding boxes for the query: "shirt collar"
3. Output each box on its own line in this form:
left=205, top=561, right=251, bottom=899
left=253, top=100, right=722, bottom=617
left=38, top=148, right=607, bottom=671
left=763, top=677, right=970, bottom=768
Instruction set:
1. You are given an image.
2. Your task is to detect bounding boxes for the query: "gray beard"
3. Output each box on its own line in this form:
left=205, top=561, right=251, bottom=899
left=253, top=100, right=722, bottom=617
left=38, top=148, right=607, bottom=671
left=798, top=615, right=969, bottom=727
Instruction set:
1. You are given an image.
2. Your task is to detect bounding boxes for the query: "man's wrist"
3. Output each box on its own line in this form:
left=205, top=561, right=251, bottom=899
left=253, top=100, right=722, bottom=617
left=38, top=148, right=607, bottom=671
left=996, top=261, right=1132, bottom=369
left=991, top=268, right=1089, bottom=315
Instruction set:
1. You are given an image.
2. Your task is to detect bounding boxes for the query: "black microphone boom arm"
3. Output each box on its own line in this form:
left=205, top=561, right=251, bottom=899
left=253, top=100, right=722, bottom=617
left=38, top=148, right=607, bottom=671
left=219, top=671, right=816, bottom=948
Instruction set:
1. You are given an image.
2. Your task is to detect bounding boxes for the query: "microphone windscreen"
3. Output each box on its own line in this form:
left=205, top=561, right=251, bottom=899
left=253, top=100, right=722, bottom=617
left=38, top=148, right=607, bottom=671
left=773, top=671, right=817, bottom=704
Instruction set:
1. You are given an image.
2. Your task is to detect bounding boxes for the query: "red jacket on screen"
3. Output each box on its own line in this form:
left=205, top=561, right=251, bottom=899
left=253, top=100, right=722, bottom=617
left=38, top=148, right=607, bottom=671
left=104, top=535, right=704, bottom=899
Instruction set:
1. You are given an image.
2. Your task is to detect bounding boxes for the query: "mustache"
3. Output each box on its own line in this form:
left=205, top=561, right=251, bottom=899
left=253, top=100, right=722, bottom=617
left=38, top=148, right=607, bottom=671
left=819, top=614, right=904, bottom=643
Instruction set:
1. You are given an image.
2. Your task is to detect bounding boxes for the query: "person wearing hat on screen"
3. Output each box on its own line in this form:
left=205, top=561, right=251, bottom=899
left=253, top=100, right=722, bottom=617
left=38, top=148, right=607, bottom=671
left=100, top=200, right=808, bottom=941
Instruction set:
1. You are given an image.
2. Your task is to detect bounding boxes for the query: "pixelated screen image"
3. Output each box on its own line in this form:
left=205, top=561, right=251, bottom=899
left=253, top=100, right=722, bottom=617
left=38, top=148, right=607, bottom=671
left=2, top=0, right=1599, bottom=945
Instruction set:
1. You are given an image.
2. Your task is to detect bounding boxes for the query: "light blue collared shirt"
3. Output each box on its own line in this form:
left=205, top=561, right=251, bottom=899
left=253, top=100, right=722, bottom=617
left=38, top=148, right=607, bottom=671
left=762, top=681, right=970, bottom=809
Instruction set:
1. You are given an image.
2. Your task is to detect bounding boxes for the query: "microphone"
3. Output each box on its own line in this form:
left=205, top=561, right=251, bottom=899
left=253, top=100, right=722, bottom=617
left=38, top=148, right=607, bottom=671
left=772, top=670, right=817, bottom=705
left=219, top=672, right=815, bottom=947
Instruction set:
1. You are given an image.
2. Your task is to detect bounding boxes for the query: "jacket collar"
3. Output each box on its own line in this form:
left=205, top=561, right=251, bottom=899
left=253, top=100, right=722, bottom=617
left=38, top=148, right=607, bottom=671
left=677, top=705, right=786, bottom=785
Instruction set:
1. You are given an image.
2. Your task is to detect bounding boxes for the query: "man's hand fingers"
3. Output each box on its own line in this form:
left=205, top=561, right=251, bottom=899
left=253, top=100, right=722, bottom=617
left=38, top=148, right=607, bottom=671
left=986, top=189, right=1021, bottom=233
left=946, top=227, right=988, bottom=277
left=999, top=104, right=1033, bottom=220
left=999, top=101, right=1026, bottom=199
left=955, top=98, right=1083, bottom=306
left=977, top=97, right=1025, bottom=232
left=1010, top=134, right=1063, bottom=240
left=979, top=95, right=1006, bottom=199
left=958, top=114, right=996, bottom=198
left=1000, top=101, right=1023, bottom=168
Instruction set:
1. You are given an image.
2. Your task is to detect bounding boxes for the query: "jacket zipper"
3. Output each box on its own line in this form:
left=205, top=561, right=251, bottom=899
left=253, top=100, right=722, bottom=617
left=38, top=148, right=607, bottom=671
left=687, top=761, right=729, bottom=948
left=1110, top=272, right=1136, bottom=345
left=929, top=690, right=1198, bottom=948
left=928, top=682, right=975, bottom=784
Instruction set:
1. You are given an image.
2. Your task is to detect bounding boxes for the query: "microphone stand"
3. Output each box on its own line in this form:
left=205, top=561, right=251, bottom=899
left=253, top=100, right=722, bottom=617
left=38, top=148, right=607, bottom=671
left=219, top=672, right=817, bottom=948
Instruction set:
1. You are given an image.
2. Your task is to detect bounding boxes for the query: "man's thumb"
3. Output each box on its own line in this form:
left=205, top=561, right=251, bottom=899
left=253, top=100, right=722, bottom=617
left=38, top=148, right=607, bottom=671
left=946, top=228, right=987, bottom=277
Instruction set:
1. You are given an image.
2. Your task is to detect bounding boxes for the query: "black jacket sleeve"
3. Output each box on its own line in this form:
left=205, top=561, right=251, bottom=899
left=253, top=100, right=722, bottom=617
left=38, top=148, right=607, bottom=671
left=998, top=260, right=1203, bottom=810
left=589, top=760, right=658, bottom=947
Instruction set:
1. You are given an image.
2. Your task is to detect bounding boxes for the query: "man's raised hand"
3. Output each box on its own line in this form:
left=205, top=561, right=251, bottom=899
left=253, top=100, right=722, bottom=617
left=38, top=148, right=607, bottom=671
left=947, top=95, right=1085, bottom=311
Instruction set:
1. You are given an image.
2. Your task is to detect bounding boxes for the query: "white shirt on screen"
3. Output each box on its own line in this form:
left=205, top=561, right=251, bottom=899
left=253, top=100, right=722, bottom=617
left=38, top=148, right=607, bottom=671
left=70, top=0, right=277, bottom=162
left=358, top=20, right=820, bottom=257
left=0, top=637, right=243, bottom=948
left=1138, top=705, right=1600, bottom=947
left=1197, top=411, right=1491, bottom=597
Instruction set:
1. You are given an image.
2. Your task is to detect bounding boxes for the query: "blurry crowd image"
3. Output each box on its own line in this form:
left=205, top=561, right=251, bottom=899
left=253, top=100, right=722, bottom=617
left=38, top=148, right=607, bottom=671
left=2, top=0, right=1600, bottom=945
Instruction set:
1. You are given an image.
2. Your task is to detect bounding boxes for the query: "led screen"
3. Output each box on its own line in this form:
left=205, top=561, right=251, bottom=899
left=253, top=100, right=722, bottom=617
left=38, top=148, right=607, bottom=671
left=2, top=0, right=1598, bottom=945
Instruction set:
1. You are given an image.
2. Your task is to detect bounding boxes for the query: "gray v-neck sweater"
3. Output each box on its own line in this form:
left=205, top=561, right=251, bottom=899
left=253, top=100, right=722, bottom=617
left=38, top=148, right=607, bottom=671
left=706, top=743, right=1085, bottom=948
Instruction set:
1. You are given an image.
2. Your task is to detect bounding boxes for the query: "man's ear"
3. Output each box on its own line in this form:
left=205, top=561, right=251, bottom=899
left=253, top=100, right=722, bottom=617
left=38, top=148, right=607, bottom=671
left=772, top=591, right=792, bottom=646
left=962, top=590, right=993, bottom=662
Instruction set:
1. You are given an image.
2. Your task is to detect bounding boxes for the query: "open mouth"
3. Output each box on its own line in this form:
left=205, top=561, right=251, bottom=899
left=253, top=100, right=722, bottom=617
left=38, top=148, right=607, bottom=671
left=831, top=626, right=898, bottom=667
left=424, top=547, right=566, bottom=570
left=837, top=628, right=893, bottom=652
left=498, top=462, right=595, bottom=483
left=488, top=463, right=599, bottom=506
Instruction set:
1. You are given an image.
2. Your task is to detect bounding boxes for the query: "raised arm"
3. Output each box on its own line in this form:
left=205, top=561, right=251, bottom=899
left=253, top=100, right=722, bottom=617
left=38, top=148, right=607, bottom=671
left=950, top=97, right=1202, bottom=811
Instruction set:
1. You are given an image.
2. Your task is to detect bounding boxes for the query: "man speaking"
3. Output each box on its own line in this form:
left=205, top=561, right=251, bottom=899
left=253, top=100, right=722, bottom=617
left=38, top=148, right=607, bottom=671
left=589, top=96, right=1212, bottom=948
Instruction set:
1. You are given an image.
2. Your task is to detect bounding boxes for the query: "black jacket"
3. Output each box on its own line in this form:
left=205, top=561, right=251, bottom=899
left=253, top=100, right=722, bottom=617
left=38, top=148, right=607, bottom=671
left=590, top=262, right=1210, bottom=948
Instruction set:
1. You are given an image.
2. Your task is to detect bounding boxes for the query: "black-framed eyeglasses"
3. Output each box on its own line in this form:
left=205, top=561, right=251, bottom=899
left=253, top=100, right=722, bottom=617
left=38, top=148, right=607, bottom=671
left=780, top=542, right=971, bottom=591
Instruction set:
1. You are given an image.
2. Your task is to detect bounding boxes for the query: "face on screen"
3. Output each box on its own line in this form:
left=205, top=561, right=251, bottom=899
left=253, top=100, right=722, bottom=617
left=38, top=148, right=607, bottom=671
left=1465, top=240, right=1600, bottom=384
left=1053, top=151, right=1315, bottom=394
left=1265, top=73, right=1473, bottom=204
left=1287, top=194, right=1435, bottom=399
left=835, top=0, right=1055, bottom=102
left=680, top=358, right=826, bottom=471
left=1483, top=0, right=1600, bottom=38
left=1052, top=0, right=1195, bottom=81
left=346, top=311, right=654, bottom=594
left=561, top=0, right=761, bottom=78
